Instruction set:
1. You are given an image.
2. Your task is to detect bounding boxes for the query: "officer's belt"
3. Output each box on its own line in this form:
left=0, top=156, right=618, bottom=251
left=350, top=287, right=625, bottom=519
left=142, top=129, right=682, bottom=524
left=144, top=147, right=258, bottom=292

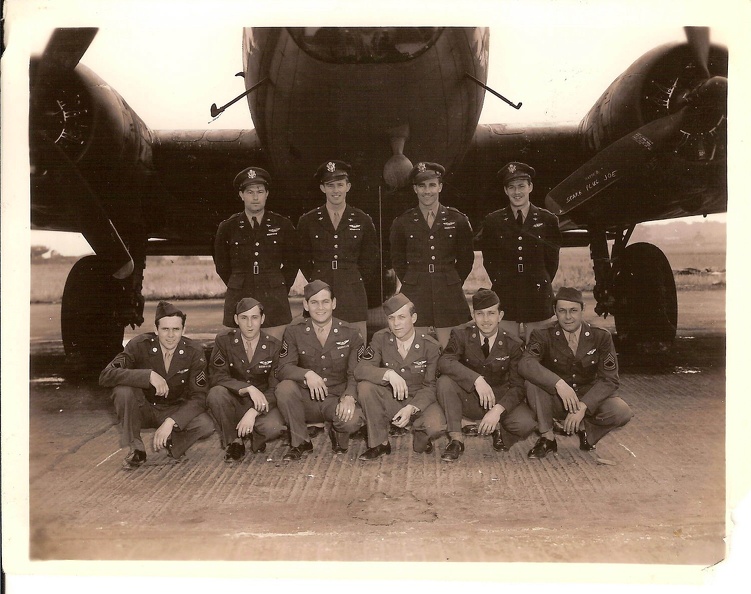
left=408, top=264, right=456, bottom=274
left=315, top=261, right=358, bottom=271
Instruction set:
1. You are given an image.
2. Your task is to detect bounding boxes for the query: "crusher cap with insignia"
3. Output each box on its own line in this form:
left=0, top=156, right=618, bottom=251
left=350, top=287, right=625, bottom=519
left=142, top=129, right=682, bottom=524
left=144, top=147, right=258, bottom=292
left=315, top=160, right=351, bottom=183
left=383, top=293, right=412, bottom=316
left=498, top=161, right=535, bottom=185
left=408, top=162, right=445, bottom=184
left=554, top=287, right=584, bottom=307
left=234, top=167, right=271, bottom=190
left=472, top=288, right=500, bottom=311
left=304, top=279, right=333, bottom=301
left=155, top=300, right=185, bottom=324
left=236, top=297, right=262, bottom=315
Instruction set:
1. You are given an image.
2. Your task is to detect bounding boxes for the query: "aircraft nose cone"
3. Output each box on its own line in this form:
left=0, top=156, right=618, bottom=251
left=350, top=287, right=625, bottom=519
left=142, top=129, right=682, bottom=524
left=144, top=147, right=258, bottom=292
left=383, top=154, right=413, bottom=188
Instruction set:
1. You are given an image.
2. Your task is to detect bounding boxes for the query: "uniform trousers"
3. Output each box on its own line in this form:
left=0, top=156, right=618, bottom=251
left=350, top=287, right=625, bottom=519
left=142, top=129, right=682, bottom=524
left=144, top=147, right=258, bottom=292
left=112, top=386, right=215, bottom=458
left=525, top=381, right=633, bottom=445
left=436, top=375, right=537, bottom=448
left=357, top=381, right=445, bottom=448
left=275, top=380, right=365, bottom=448
left=206, top=386, right=285, bottom=449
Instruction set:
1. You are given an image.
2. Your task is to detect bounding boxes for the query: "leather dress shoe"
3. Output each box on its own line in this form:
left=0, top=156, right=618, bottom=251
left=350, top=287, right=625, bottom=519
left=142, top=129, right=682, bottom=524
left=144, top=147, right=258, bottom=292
left=224, top=442, right=245, bottom=462
left=328, top=427, right=348, bottom=454
left=461, top=425, right=479, bottom=436
left=441, top=440, right=465, bottom=462
left=358, top=442, right=391, bottom=461
left=578, top=429, right=596, bottom=451
left=527, top=436, right=558, bottom=459
left=283, top=440, right=313, bottom=461
left=307, top=425, right=324, bottom=438
left=122, top=449, right=146, bottom=470
left=412, top=430, right=433, bottom=454
left=250, top=433, right=267, bottom=454
left=491, top=429, right=509, bottom=452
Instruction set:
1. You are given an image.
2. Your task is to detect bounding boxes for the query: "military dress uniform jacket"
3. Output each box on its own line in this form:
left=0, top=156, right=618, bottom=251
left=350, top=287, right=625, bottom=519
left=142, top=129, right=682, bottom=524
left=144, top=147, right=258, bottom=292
left=389, top=204, right=474, bottom=327
left=476, top=204, right=562, bottom=322
left=208, top=328, right=282, bottom=407
left=438, top=322, right=525, bottom=412
left=99, top=333, right=208, bottom=429
left=276, top=317, right=364, bottom=399
left=297, top=205, right=380, bottom=321
left=214, top=210, right=299, bottom=327
left=519, top=322, right=620, bottom=413
left=354, top=327, right=441, bottom=412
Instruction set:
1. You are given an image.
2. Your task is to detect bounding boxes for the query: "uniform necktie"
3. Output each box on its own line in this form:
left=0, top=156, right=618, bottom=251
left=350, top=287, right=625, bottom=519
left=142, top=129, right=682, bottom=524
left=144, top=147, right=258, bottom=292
left=398, top=340, right=408, bottom=358
left=246, top=341, right=254, bottom=363
left=332, top=210, right=340, bottom=228
left=515, top=210, right=524, bottom=227
left=163, top=350, right=173, bottom=372
left=567, top=332, right=578, bottom=355
left=426, top=210, right=435, bottom=228
left=251, top=216, right=259, bottom=230
left=481, top=336, right=490, bottom=358
left=317, top=325, right=327, bottom=346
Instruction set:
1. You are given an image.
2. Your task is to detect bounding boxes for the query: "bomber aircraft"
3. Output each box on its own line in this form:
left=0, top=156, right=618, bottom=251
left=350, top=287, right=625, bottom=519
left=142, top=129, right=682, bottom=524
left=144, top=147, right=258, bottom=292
left=28, top=26, right=727, bottom=371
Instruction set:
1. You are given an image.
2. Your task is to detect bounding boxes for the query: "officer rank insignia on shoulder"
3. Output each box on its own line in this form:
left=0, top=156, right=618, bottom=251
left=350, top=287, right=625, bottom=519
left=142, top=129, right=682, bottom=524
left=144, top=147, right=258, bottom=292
left=213, top=353, right=226, bottom=367
left=280, top=340, right=289, bottom=358
left=195, top=371, right=207, bottom=387
left=604, top=352, right=616, bottom=370
left=360, top=345, right=374, bottom=361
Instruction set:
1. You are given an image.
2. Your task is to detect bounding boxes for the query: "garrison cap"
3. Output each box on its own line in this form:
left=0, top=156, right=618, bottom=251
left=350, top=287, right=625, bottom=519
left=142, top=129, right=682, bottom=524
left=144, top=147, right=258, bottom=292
left=235, top=297, right=262, bottom=315
left=472, top=288, right=500, bottom=311
left=234, top=167, right=271, bottom=190
left=498, top=162, right=535, bottom=185
left=383, top=293, right=412, bottom=316
left=409, top=162, right=445, bottom=184
left=316, top=160, right=352, bottom=183
left=155, top=300, right=185, bottom=324
left=554, top=287, right=584, bottom=307
left=304, top=279, right=333, bottom=301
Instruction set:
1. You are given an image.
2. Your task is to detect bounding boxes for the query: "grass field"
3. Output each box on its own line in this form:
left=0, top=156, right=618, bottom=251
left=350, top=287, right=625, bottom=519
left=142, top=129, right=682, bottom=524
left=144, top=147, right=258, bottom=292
left=30, top=246, right=726, bottom=304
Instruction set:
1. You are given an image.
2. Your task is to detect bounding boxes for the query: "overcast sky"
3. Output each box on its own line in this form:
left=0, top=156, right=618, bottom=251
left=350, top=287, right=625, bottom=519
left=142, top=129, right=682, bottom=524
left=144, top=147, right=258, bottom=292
left=5, top=0, right=740, bottom=254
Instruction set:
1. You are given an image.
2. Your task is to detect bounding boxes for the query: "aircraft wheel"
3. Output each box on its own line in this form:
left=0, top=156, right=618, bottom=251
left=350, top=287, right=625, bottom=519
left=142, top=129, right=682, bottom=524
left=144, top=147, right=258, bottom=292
left=61, top=255, right=126, bottom=377
left=613, top=242, right=678, bottom=354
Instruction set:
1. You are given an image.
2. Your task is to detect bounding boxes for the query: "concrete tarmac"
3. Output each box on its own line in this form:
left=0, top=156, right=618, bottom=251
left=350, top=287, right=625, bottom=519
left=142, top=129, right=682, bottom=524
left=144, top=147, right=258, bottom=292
left=16, top=291, right=729, bottom=572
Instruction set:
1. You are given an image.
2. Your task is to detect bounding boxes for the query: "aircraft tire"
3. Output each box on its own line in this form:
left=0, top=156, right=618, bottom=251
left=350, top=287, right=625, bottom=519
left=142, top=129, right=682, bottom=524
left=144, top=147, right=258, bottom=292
left=61, top=255, right=126, bottom=379
left=613, top=242, right=678, bottom=354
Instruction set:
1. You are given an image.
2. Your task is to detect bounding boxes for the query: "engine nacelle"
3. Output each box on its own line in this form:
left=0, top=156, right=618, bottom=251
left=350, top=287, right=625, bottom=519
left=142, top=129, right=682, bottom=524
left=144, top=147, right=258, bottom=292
left=578, top=42, right=728, bottom=163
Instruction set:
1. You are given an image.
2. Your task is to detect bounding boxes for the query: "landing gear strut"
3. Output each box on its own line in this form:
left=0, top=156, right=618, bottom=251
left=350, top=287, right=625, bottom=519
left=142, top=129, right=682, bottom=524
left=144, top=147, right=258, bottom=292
left=590, top=227, right=677, bottom=354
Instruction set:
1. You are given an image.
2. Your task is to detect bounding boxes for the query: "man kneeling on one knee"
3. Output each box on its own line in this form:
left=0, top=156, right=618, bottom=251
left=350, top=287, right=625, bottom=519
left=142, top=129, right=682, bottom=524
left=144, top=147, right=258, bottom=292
left=520, top=287, right=633, bottom=459
left=207, top=297, right=286, bottom=462
left=436, top=288, right=537, bottom=461
left=99, top=301, right=215, bottom=469
left=354, top=294, right=444, bottom=460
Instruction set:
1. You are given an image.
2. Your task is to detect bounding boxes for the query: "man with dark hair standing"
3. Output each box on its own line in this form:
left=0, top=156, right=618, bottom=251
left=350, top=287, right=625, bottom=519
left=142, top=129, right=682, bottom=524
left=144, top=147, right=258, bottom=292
left=99, top=301, right=214, bottom=469
left=355, top=293, right=444, bottom=460
left=214, top=166, right=299, bottom=341
left=297, top=160, right=380, bottom=340
left=275, top=280, right=366, bottom=461
left=207, top=297, right=285, bottom=462
left=476, top=162, right=562, bottom=342
left=389, top=161, right=474, bottom=348
left=436, top=288, right=537, bottom=462
left=520, top=287, right=632, bottom=459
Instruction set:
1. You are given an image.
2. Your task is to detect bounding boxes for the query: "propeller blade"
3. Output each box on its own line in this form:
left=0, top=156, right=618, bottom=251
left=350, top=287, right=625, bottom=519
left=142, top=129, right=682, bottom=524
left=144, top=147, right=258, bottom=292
left=545, top=109, right=688, bottom=216
left=684, top=26, right=711, bottom=79
left=33, top=28, right=98, bottom=86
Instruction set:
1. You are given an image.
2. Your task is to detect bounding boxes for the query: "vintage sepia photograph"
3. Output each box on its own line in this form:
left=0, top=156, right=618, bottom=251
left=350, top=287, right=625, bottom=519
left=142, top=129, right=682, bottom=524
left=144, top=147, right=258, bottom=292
left=2, top=0, right=748, bottom=590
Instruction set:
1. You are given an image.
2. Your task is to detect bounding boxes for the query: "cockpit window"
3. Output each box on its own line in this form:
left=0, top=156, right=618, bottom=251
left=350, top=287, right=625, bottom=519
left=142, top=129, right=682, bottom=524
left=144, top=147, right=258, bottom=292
left=288, top=27, right=443, bottom=63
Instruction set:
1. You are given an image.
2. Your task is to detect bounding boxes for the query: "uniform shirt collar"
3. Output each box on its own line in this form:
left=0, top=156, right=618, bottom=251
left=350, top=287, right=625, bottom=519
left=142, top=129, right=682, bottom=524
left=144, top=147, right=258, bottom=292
left=479, top=330, right=498, bottom=350
left=312, top=319, right=333, bottom=338
left=512, top=204, right=530, bottom=220
left=397, top=330, right=416, bottom=352
left=563, top=326, right=582, bottom=342
left=241, top=334, right=261, bottom=353
left=245, top=211, right=265, bottom=224
left=418, top=203, right=440, bottom=219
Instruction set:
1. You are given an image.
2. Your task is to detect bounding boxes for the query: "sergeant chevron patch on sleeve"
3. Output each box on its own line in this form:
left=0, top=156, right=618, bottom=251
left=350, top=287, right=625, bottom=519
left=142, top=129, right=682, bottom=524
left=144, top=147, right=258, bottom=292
left=528, top=341, right=542, bottom=357
left=603, top=352, right=616, bottom=370
left=280, top=340, right=288, bottom=358
left=213, top=353, right=226, bottom=367
left=195, top=371, right=207, bottom=387
left=357, top=344, right=365, bottom=361
left=111, top=354, right=126, bottom=369
left=361, top=346, right=374, bottom=361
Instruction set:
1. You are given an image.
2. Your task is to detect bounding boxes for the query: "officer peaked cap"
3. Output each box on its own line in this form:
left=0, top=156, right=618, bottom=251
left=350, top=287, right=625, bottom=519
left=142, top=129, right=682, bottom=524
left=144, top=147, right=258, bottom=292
left=155, top=300, right=185, bottom=324
left=554, top=287, right=584, bottom=307
left=409, top=162, right=445, bottom=184
left=472, top=288, right=500, bottom=311
left=383, top=293, right=413, bottom=316
left=316, top=160, right=352, bottom=183
left=304, top=280, right=333, bottom=301
left=235, top=297, right=262, bottom=315
left=234, top=167, right=271, bottom=190
left=498, top=162, right=535, bottom=185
